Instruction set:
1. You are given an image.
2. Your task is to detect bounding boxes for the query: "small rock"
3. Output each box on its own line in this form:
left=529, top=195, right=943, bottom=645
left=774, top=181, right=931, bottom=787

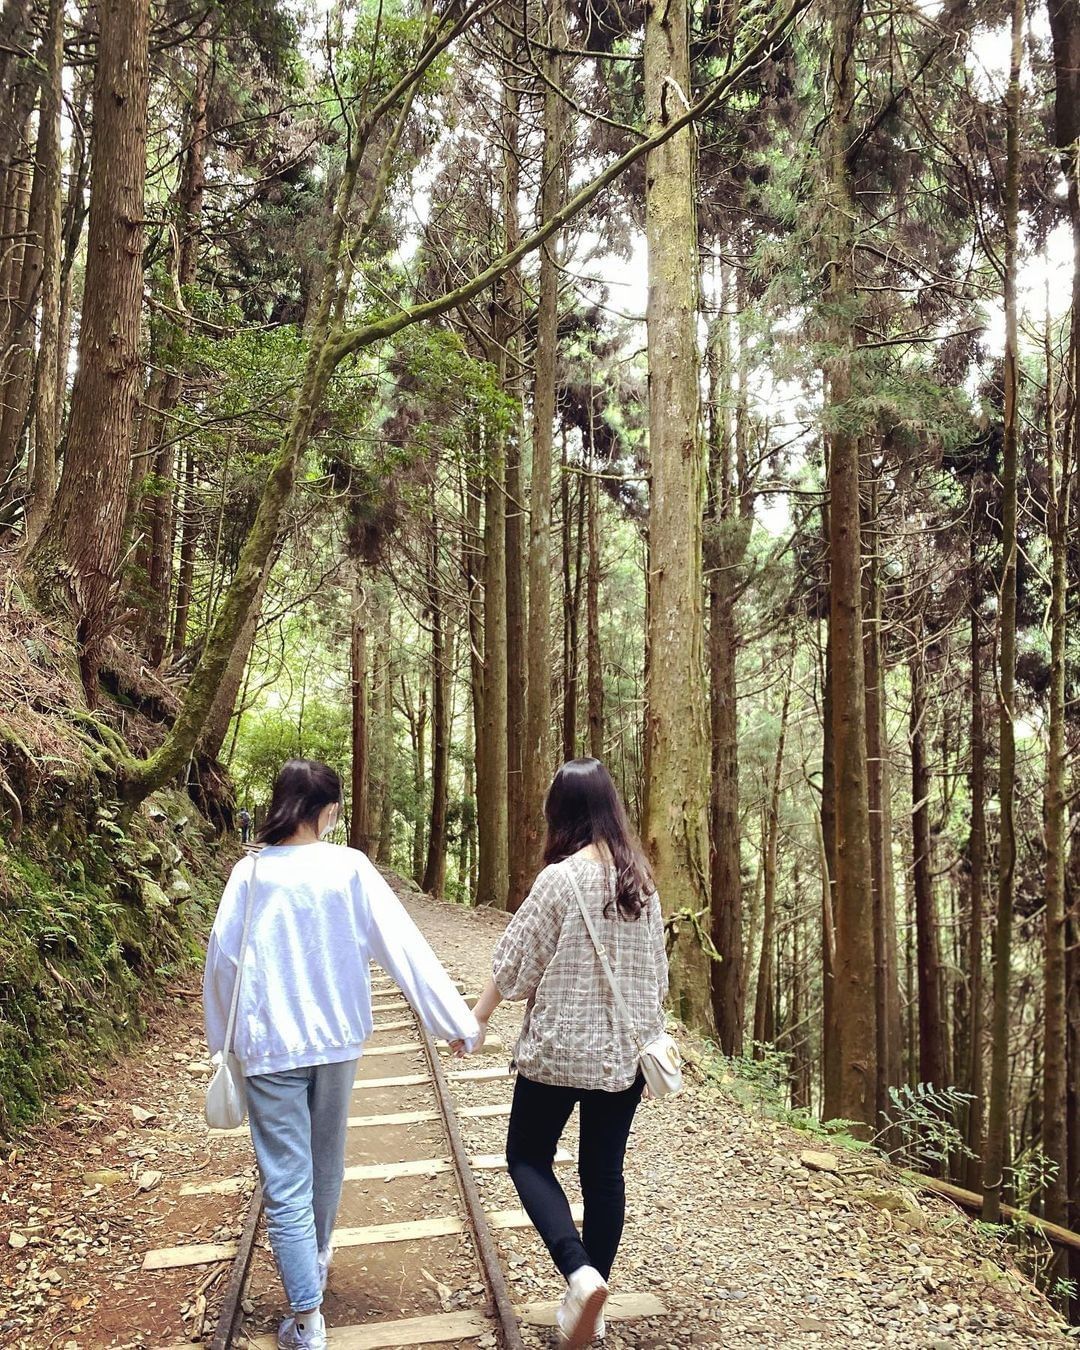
left=800, top=1150, right=839, bottom=1174
left=81, top=1169, right=126, bottom=1187
left=8, top=1231, right=28, bottom=1249
left=130, top=1106, right=156, bottom=1126
left=137, top=1170, right=163, bottom=1192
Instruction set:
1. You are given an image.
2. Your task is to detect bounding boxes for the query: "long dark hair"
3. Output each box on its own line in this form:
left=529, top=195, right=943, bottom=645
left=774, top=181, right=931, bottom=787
left=258, top=759, right=343, bottom=846
left=542, top=758, right=653, bottom=919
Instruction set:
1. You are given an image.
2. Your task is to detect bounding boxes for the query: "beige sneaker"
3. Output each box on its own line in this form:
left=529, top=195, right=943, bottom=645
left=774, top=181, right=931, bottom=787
left=556, top=1266, right=608, bottom=1347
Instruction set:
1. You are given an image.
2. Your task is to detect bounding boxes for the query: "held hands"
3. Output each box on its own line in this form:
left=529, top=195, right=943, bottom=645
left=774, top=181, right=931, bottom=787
left=449, top=1015, right=488, bottom=1058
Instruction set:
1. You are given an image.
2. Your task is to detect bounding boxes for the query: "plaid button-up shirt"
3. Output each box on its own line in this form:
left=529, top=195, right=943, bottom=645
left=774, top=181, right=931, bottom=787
left=492, top=855, right=669, bottom=1092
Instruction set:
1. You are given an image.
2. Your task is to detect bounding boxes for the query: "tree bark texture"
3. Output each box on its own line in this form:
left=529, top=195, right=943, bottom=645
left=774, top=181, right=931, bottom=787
left=982, top=0, right=1023, bottom=1223
left=822, top=0, right=876, bottom=1128
left=641, top=0, right=715, bottom=1033
left=25, top=0, right=150, bottom=690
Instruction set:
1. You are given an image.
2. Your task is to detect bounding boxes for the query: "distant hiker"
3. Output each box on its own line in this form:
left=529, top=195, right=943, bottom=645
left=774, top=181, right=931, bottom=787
left=203, top=758, right=479, bottom=1350
left=238, top=806, right=251, bottom=845
left=471, top=757, right=669, bottom=1347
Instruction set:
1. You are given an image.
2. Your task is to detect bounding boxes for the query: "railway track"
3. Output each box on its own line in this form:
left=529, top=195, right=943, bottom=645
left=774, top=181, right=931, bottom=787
left=143, top=966, right=663, bottom=1348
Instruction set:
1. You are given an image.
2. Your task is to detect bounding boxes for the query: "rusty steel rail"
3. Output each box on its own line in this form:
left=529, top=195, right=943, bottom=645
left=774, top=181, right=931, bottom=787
left=210, top=1178, right=263, bottom=1350
left=209, top=997, right=524, bottom=1349
left=417, top=1017, right=526, bottom=1350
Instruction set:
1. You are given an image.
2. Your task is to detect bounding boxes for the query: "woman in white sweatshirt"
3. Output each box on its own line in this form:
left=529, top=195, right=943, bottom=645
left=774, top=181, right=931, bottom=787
left=204, top=759, right=479, bottom=1350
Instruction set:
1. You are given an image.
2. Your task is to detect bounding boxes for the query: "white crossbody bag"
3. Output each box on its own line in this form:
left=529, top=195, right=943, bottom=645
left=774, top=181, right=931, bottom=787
left=566, top=867, right=683, bottom=1098
left=205, top=854, right=258, bottom=1130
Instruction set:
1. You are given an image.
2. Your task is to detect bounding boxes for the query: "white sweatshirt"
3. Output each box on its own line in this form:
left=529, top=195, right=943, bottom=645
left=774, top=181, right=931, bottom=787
left=203, top=842, right=479, bottom=1077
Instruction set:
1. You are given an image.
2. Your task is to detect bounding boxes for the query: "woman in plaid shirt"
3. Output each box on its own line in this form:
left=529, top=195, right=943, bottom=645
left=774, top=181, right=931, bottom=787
left=471, top=758, right=669, bottom=1347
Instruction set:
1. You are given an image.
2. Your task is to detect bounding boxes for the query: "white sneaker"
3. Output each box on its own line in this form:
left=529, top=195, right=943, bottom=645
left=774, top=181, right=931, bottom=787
left=277, top=1310, right=327, bottom=1349
left=317, top=1243, right=333, bottom=1292
left=556, top=1266, right=608, bottom=1347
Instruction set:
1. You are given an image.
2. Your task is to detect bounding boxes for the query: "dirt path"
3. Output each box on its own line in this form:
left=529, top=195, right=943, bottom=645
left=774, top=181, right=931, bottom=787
left=0, top=878, right=1068, bottom=1348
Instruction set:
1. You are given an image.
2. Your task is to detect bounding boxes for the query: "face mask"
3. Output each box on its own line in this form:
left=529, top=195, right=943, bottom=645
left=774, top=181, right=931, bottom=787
left=320, top=808, right=340, bottom=839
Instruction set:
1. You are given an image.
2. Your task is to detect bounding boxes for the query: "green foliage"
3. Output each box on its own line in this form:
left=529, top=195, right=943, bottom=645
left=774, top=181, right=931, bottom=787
left=0, top=790, right=223, bottom=1135
left=876, top=1083, right=976, bottom=1172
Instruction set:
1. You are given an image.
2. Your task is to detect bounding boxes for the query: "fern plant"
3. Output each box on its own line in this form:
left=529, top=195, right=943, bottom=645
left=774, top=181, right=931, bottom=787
left=873, top=1082, right=975, bottom=1171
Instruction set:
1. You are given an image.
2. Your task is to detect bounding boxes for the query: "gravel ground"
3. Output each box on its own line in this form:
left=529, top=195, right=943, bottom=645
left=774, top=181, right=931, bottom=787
left=393, top=881, right=1070, bottom=1349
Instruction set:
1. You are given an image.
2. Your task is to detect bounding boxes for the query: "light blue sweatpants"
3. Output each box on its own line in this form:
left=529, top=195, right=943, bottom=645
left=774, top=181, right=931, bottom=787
left=245, top=1059, right=358, bottom=1312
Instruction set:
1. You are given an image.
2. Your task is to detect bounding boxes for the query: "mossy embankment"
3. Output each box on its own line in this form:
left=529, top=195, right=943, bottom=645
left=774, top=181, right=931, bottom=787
left=0, top=588, right=230, bottom=1135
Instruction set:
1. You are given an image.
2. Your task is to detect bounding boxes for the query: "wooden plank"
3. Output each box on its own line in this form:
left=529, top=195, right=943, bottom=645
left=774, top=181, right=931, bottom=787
left=179, top=1176, right=250, bottom=1197
left=471, top=1148, right=572, bottom=1170
left=459, top=1102, right=513, bottom=1120
left=353, top=1072, right=429, bottom=1091
left=363, top=1041, right=421, bottom=1057
left=331, top=1215, right=464, bottom=1246
left=344, top=1158, right=453, bottom=1181
left=144, top=1203, right=562, bottom=1272
left=249, top=1310, right=490, bottom=1349
left=347, top=1109, right=441, bottom=1128
left=143, top=1241, right=237, bottom=1271
left=488, top=1204, right=583, bottom=1230
left=447, top=1065, right=512, bottom=1084
left=179, top=1148, right=570, bottom=1197
left=369, top=1019, right=414, bottom=1033
left=519, top=1291, right=666, bottom=1328
left=913, top=1175, right=1080, bottom=1251
left=210, top=1100, right=511, bottom=1139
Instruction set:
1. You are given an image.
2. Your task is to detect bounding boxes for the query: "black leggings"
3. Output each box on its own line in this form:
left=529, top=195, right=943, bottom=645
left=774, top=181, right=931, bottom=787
left=505, top=1071, right=644, bottom=1282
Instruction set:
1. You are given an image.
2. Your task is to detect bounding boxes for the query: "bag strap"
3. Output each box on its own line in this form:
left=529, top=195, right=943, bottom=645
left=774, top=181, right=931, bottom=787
left=564, top=862, right=644, bottom=1055
left=221, top=853, right=258, bottom=1059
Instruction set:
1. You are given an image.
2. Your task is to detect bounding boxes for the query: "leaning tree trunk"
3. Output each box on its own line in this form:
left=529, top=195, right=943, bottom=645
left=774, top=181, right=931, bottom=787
left=822, top=0, right=876, bottom=1129
left=983, top=0, right=1023, bottom=1222
left=641, top=0, right=715, bottom=1033
left=24, top=0, right=150, bottom=694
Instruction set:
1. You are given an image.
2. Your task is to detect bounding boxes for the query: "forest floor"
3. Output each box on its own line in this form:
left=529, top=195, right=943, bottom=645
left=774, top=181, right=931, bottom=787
left=0, top=877, right=1069, bottom=1349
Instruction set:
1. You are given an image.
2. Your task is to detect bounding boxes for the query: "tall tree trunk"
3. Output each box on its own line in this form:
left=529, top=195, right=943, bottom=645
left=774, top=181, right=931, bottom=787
left=1047, top=0, right=1079, bottom=1258
left=350, top=580, right=372, bottom=854
left=24, top=0, right=150, bottom=694
left=641, top=0, right=715, bottom=1033
left=144, top=27, right=212, bottom=665
left=476, top=429, right=509, bottom=908
left=864, top=478, right=899, bottom=1124
left=821, top=610, right=840, bottom=1111
left=822, top=0, right=876, bottom=1128
left=753, top=653, right=793, bottom=1051
left=23, top=0, right=63, bottom=543
left=521, top=0, right=564, bottom=897
left=171, top=449, right=198, bottom=657
left=502, top=19, right=528, bottom=906
left=561, top=449, right=581, bottom=761
left=708, top=276, right=749, bottom=1055
left=1042, top=288, right=1071, bottom=1245
left=423, top=522, right=451, bottom=897
left=0, top=53, right=47, bottom=488
left=910, top=631, right=946, bottom=1093
left=585, top=463, right=603, bottom=760
left=982, top=0, right=1023, bottom=1222
left=962, top=537, right=987, bottom=1187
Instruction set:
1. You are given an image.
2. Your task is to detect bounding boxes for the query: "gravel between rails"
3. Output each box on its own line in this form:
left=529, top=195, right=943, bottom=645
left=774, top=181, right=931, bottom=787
left=391, top=879, right=1070, bottom=1350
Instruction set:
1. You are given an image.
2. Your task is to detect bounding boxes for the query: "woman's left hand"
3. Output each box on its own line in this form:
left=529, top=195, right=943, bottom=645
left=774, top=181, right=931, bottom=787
left=448, top=1038, right=467, bottom=1057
